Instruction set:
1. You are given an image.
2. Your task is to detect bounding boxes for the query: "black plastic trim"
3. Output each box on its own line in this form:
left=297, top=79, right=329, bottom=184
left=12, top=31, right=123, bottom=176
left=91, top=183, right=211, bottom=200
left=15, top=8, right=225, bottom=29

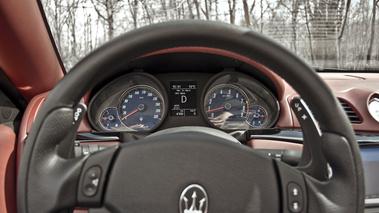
left=0, top=68, right=27, bottom=110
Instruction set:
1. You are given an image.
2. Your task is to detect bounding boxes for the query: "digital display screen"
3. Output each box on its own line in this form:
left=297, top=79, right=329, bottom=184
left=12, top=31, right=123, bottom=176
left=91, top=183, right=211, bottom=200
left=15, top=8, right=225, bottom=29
left=170, top=81, right=197, bottom=116
left=361, top=147, right=379, bottom=204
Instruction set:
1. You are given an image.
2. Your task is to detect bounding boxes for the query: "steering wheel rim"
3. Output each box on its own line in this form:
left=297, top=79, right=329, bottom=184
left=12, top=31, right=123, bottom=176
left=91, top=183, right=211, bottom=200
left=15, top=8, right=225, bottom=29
left=18, top=20, right=364, bottom=213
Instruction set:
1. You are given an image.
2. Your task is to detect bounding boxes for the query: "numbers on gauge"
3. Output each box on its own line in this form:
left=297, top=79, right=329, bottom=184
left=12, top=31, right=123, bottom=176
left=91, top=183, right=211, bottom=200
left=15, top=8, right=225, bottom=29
left=100, top=108, right=121, bottom=130
left=204, top=84, right=271, bottom=129
left=119, top=86, right=165, bottom=131
left=204, top=84, right=249, bottom=129
left=247, top=105, right=268, bottom=127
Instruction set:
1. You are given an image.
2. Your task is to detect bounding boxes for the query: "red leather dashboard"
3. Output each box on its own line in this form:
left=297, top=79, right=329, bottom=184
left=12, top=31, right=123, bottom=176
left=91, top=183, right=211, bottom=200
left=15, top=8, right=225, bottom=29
left=18, top=73, right=379, bottom=140
left=17, top=72, right=379, bottom=164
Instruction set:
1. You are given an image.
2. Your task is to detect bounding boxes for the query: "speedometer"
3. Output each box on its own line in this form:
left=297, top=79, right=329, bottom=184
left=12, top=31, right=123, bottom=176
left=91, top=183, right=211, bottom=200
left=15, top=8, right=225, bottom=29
left=204, top=84, right=249, bottom=129
left=119, top=85, right=165, bottom=131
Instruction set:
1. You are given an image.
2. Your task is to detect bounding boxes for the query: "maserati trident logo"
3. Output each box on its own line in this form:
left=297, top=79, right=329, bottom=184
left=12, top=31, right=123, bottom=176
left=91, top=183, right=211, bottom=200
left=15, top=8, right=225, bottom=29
left=179, top=184, right=208, bottom=213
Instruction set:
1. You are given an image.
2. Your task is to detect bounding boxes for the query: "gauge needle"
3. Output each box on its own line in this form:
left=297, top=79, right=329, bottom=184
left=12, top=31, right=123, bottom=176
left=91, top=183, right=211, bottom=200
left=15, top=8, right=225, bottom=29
left=206, top=107, right=224, bottom=113
left=246, top=102, right=249, bottom=118
left=122, top=109, right=138, bottom=120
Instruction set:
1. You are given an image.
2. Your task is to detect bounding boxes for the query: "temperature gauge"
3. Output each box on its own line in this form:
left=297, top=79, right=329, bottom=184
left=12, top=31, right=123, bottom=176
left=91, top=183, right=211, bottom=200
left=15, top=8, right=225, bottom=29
left=100, top=108, right=121, bottom=130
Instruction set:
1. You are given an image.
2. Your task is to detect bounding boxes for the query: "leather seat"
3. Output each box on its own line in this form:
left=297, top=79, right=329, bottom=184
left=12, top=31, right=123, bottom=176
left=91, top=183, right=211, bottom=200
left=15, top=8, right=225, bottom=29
left=0, top=124, right=17, bottom=212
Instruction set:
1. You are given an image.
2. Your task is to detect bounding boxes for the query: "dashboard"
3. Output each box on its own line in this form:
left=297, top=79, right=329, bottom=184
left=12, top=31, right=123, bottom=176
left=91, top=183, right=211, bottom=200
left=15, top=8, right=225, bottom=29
left=86, top=52, right=284, bottom=134
left=18, top=50, right=379, bottom=211
left=88, top=71, right=279, bottom=132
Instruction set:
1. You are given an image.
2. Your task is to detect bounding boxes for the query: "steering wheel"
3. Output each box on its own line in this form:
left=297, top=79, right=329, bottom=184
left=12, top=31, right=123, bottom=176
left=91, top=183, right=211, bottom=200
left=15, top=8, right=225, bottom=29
left=18, top=21, right=364, bottom=213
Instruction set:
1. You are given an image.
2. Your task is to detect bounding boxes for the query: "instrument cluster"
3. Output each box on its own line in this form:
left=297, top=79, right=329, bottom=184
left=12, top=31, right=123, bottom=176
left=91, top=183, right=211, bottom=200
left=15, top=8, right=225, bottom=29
left=88, top=71, right=280, bottom=132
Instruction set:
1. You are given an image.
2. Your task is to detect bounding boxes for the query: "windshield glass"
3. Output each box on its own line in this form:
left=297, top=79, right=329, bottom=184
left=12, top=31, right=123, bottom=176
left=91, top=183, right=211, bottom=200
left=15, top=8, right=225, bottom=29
left=41, top=0, right=378, bottom=71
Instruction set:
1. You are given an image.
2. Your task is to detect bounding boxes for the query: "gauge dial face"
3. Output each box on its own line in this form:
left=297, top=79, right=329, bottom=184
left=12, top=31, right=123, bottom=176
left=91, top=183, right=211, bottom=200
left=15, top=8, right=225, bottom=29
left=100, top=108, right=121, bottom=130
left=119, top=86, right=165, bottom=131
left=204, top=84, right=249, bottom=129
left=247, top=105, right=268, bottom=127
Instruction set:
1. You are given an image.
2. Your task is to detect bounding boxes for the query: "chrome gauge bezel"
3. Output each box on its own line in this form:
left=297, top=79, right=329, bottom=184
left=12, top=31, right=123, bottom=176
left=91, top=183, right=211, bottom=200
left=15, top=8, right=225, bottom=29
left=248, top=105, right=269, bottom=127
left=88, top=73, right=168, bottom=132
left=204, top=84, right=251, bottom=130
left=118, top=85, right=166, bottom=131
left=201, top=72, right=280, bottom=130
left=99, top=107, right=122, bottom=130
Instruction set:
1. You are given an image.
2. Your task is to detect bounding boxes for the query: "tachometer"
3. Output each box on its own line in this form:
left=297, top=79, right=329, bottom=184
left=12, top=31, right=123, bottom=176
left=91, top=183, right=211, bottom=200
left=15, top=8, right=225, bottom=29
left=204, top=84, right=249, bottom=129
left=119, top=85, right=165, bottom=131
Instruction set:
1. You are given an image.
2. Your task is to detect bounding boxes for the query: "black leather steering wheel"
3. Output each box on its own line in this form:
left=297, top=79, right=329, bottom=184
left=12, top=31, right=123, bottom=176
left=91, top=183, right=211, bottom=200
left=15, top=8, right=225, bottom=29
left=18, top=20, right=364, bottom=213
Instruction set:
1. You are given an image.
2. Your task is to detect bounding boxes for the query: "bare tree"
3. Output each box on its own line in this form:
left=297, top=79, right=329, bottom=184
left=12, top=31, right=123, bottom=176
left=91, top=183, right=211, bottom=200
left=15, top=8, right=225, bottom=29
left=214, top=0, right=219, bottom=20
left=228, top=0, right=237, bottom=24
left=202, top=0, right=210, bottom=20
left=160, top=0, right=169, bottom=20
left=304, top=0, right=315, bottom=62
left=44, top=0, right=69, bottom=55
left=186, top=0, right=195, bottom=19
left=84, top=13, right=93, bottom=53
left=66, top=0, right=80, bottom=59
left=367, top=0, right=378, bottom=61
left=140, top=0, right=153, bottom=24
left=305, top=0, right=347, bottom=67
left=193, top=0, right=201, bottom=19
left=336, top=0, right=351, bottom=67
left=242, top=0, right=251, bottom=28
left=249, top=0, right=259, bottom=30
left=91, top=0, right=123, bottom=39
left=279, top=0, right=301, bottom=53
left=128, top=0, right=139, bottom=29
left=42, top=0, right=379, bottom=70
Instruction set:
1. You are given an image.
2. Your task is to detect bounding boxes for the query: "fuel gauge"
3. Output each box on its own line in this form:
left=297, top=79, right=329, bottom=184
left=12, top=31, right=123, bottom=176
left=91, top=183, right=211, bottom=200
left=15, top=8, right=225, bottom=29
left=248, top=105, right=268, bottom=127
left=100, top=108, right=121, bottom=130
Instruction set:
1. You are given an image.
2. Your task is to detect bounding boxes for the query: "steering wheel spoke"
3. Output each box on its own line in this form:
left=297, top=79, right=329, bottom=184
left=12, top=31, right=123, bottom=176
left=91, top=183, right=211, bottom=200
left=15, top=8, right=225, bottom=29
left=277, top=161, right=308, bottom=213
left=77, top=145, right=119, bottom=207
left=304, top=132, right=363, bottom=213
left=18, top=108, right=86, bottom=212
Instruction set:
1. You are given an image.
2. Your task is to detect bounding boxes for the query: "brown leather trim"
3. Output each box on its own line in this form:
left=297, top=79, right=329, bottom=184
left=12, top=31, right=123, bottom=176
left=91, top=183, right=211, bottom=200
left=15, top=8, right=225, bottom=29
left=285, top=73, right=379, bottom=132
left=26, top=97, right=45, bottom=133
left=0, top=125, right=17, bottom=213
left=17, top=91, right=49, bottom=174
left=247, top=139, right=303, bottom=152
left=139, top=47, right=286, bottom=100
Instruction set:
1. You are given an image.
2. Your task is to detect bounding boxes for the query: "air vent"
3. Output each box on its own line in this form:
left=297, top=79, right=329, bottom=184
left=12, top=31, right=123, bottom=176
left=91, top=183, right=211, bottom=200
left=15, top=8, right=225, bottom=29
left=339, top=99, right=362, bottom=124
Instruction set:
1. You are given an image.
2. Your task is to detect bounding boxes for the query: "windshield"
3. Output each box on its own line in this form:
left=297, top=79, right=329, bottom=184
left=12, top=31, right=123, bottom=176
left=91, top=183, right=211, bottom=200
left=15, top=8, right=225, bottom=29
left=41, top=0, right=378, bottom=71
